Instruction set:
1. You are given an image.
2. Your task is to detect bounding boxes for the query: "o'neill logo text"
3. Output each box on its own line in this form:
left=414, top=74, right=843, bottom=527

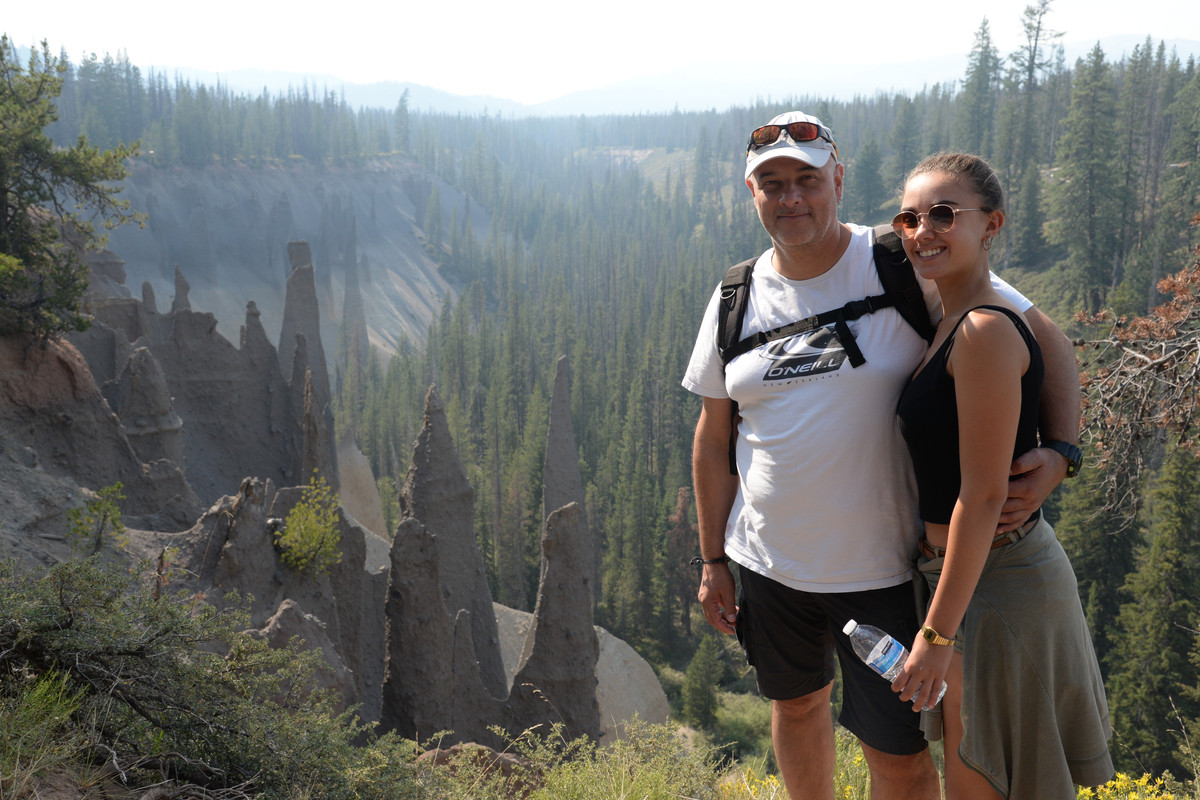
left=760, top=327, right=848, bottom=381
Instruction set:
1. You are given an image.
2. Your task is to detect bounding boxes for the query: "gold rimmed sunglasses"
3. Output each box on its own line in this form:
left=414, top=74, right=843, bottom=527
left=891, top=205, right=984, bottom=239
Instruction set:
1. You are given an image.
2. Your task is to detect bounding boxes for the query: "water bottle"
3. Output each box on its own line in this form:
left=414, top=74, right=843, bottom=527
left=842, top=619, right=946, bottom=706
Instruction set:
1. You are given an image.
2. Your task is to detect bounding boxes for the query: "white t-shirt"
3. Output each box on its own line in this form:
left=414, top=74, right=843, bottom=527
left=682, top=224, right=1030, bottom=593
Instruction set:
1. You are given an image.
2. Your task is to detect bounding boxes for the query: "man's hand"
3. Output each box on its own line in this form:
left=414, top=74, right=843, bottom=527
left=1000, top=447, right=1068, bottom=532
left=693, top=397, right=740, bottom=634
left=698, top=562, right=738, bottom=635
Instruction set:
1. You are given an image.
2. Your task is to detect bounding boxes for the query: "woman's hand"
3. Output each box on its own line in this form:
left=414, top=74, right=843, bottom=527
left=892, top=637, right=953, bottom=711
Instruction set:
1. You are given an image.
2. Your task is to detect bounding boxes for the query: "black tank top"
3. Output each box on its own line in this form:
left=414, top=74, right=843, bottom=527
left=897, top=305, right=1043, bottom=525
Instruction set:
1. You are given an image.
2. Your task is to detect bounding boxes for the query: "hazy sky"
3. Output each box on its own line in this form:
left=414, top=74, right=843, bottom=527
left=5, top=0, right=1199, bottom=105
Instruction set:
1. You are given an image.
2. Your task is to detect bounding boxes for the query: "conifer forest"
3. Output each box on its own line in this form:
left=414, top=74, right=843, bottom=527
left=23, top=6, right=1200, bottom=779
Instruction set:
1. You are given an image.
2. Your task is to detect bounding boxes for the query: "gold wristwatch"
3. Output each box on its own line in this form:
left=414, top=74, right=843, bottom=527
left=921, top=624, right=956, bottom=647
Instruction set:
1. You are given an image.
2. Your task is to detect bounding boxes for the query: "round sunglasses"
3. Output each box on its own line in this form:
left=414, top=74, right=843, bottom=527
left=891, top=205, right=983, bottom=239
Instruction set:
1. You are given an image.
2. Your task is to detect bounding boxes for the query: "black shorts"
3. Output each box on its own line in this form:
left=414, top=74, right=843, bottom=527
left=735, top=566, right=927, bottom=756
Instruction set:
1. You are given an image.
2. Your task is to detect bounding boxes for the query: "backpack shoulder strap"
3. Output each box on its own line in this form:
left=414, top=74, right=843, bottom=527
left=719, top=232, right=933, bottom=365
left=715, top=257, right=756, bottom=475
left=717, top=257, right=757, bottom=365
left=871, top=223, right=935, bottom=344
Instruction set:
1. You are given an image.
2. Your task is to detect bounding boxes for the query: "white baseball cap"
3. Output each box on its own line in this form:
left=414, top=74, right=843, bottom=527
left=744, top=111, right=838, bottom=180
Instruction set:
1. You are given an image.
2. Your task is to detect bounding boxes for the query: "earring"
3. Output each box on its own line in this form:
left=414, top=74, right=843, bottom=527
left=984, top=237, right=993, bottom=251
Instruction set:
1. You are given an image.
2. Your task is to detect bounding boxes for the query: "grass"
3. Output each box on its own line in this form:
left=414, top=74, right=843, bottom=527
left=4, top=699, right=1198, bottom=799
left=0, top=671, right=86, bottom=798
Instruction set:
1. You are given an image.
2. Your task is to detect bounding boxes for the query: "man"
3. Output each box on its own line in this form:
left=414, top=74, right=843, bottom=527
left=682, top=111, right=1081, bottom=800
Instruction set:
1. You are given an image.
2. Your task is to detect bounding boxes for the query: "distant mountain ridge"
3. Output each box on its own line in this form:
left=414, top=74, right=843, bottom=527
left=12, top=34, right=1199, bottom=116
left=162, top=34, right=1200, bottom=117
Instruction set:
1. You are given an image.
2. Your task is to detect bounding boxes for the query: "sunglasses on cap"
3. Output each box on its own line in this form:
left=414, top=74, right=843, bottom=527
left=747, top=122, right=838, bottom=158
left=891, top=205, right=984, bottom=239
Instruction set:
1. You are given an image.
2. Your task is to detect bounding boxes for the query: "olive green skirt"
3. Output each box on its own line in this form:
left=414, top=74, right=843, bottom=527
left=918, top=517, right=1114, bottom=798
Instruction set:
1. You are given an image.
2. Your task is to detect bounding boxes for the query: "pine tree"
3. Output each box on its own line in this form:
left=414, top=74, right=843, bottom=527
left=1113, top=45, right=1187, bottom=315
left=1046, top=44, right=1121, bottom=313
left=0, top=37, right=139, bottom=337
left=691, top=126, right=717, bottom=208
left=682, top=634, right=723, bottom=729
left=1106, top=39, right=1173, bottom=316
left=921, top=83, right=953, bottom=155
left=1005, top=160, right=1047, bottom=269
left=425, top=184, right=443, bottom=255
left=1106, top=445, right=1200, bottom=776
left=844, top=132, right=887, bottom=225
left=887, top=96, right=921, bottom=190
left=1010, top=0, right=1062, bottom=173
left=1150, top=68, right=1200, bottom=302
left=994, top=0, right=1062, bottom=265
left=1055, top=469, right=1136, bottom=673
left=991, top=65, right=1025, bottom=193
left=953, top=18, right=1001, bottom=158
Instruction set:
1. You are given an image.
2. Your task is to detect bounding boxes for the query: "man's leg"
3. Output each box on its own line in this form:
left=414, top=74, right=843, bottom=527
left=734, top=569, right=841, bottom=799
left=773, top=683, right=836, bottom=800
left=819, top=583, right=941, bottom=800
left=859, top=742, right=940, bottom=800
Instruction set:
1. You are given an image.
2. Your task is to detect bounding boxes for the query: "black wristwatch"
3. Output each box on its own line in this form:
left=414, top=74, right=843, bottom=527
left=1043, top=440, right=1083, bottom=478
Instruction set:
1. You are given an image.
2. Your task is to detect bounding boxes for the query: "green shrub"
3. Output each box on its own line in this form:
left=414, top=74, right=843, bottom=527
left=67, top=482, right=126, bottom=555
left=275, top=475, right=342, bottom=576
left=714, top=691, right=773, bottom=766
left=0, top=557, right=421, bottom=799
left=657, top=664, right=685, bottom=716
left=519, top=720, right=728, bottom=800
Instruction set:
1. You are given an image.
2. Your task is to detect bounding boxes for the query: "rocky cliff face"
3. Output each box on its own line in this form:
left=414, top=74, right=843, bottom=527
left=0, top=336, right=198, bottom=530
left=106, top=158, right=485, bottom=361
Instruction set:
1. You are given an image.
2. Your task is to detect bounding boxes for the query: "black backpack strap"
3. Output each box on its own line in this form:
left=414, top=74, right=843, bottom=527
left=716, top=258, right=756, bottom=475
left=718, top=231, right=933, bottom=365
left=872, top=224, right=935, bottom=344
left=719, top=295, right=891, bottom=367
left=717, top=258, right=756, bottom=363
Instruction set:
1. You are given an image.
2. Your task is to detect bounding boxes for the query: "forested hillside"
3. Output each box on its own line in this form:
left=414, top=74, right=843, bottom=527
left=34, top=5, right=1200, bottom=778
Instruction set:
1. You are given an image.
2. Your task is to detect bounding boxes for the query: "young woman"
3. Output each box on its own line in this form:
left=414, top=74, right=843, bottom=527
left=889, top=153, right=1113, bottom=798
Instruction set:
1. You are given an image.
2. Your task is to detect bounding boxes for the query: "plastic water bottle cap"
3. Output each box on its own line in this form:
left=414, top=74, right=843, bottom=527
left=842, top=620, right=857, bottom=635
